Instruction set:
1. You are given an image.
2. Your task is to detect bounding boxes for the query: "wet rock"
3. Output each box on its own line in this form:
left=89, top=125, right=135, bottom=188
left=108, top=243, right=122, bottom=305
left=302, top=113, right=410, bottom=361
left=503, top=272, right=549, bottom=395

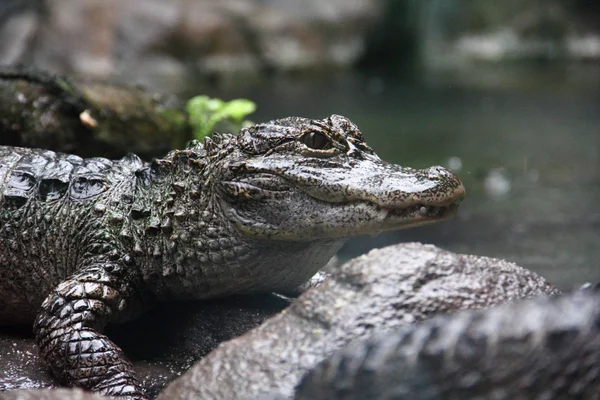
left=294, top=290, right=600, bottom=400
left=0, top=0, right=383, bottom=89
left=0, top=294, right=289, bottom=398
left=158, top=243, right=560, bottom=400
left=0, top=388, right=106, bottom=400
left=0, top=1, right=40, bottom=66
left=0, top=326, right=53, bottom=392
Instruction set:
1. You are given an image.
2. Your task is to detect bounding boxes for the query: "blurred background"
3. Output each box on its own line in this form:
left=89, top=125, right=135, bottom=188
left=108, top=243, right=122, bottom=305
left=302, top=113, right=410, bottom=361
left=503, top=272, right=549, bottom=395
left=1, top=0, right=599, bottom=289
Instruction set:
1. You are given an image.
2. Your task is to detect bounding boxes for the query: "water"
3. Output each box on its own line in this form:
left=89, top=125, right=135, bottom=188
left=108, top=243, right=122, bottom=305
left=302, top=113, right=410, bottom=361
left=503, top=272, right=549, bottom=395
left=185, top=64, right=600, bottom=290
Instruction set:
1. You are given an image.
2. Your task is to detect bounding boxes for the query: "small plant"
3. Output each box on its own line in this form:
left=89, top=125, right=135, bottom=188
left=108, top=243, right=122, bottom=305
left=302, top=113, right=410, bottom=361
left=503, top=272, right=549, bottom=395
left=186, top=95, right=256, bottom=140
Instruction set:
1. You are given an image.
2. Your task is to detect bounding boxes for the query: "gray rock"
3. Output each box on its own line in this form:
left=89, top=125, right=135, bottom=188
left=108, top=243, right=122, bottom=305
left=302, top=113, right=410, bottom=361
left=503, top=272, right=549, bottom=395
left=0, top=388, right=105, bottom=400
left=0, top=327, right=53, bottom=392
left=0, top=0, right=383, bottom=89
left=158, top=243, right=559, bottom=400
left=0, top=1, right=40, bottom=66
left=294, top=290, right=600, bottom=400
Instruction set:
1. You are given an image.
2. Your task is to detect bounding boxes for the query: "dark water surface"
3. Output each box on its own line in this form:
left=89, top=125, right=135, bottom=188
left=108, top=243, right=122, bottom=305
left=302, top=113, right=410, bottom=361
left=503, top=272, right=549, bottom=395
left=186, top=65, right=600, bottom=290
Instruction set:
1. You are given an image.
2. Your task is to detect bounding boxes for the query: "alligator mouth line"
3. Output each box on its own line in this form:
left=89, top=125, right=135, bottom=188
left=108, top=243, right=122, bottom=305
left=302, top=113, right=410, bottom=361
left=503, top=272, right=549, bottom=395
left=377, top=202, right=459, bottom=221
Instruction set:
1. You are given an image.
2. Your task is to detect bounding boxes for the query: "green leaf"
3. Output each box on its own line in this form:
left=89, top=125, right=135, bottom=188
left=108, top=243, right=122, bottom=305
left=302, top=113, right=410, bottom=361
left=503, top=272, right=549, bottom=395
left=220, top=99, right=257, bottom=122
left=186, top=95, right=257, bottom=141
left=205, top=98, right=225, bottom=112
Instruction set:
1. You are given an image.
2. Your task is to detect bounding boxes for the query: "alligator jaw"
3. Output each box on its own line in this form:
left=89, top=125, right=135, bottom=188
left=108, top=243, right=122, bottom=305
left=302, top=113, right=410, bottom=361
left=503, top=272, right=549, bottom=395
left=374, top=202, right=460, bottom=231
left=316, top=186, right=464, bottom=238
left=220, top=159, right=466, bottom=240
left=382, top=202, right=458, bottom=220
left=290, top=161, right=466, bottom=235
left=373, top=183, right=466, bottom=230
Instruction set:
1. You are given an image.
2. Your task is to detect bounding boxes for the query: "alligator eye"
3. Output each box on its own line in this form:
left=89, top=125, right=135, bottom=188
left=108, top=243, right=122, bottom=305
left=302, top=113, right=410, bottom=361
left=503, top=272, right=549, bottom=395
left=302, top=131, right=331, bottom=150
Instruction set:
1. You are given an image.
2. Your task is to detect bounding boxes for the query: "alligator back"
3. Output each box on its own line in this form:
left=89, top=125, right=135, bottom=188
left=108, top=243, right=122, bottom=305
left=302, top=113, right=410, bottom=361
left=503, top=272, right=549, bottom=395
left=0, top=146, right=144, bottom=324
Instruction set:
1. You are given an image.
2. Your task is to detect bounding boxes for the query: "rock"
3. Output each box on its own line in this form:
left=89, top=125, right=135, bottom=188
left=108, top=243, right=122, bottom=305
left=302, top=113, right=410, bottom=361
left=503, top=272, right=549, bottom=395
left=0, top=1, right=40, bottom=66
left=0, top=0, right=383, bottom=89
left=0, top=388, right=106, bottom=400
left=0, top=326, right=53, bottom=392
left=158, top=243, right=559, bottom=400
left=294, top=290, right=600, bottom=400
left=0, top=294, right=289, bottom=399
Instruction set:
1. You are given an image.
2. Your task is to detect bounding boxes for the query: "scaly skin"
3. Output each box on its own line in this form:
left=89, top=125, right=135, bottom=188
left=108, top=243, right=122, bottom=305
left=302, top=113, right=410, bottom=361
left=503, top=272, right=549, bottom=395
left=0, top=115, right=464, bottom=399
left=294, top=291, right=600, bottom=400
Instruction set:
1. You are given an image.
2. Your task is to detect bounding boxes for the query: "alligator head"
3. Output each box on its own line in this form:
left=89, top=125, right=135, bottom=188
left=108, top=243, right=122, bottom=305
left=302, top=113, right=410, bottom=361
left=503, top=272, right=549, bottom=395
left=210, top=114, right=465, bottom=240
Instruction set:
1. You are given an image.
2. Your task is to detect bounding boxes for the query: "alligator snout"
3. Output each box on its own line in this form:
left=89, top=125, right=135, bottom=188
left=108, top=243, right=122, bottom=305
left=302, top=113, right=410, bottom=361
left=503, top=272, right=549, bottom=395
left=418, top=165, right=466, bottom=205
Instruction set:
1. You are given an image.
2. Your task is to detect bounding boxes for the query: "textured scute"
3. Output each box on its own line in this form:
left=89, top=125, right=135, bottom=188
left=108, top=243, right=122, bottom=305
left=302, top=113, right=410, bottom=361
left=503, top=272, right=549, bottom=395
left=295, top=290, right=600, bottom=400
left=0, top=146, right=143, bottom=324
left=157, top=243, right=559, bottom=400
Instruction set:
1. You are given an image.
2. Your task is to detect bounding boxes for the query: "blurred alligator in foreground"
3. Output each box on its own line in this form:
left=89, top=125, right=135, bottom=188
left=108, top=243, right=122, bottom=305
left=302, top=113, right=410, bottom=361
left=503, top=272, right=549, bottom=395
left=0, top=115, right=465, bottom=399
left=293, top=289, right=600, bottom=400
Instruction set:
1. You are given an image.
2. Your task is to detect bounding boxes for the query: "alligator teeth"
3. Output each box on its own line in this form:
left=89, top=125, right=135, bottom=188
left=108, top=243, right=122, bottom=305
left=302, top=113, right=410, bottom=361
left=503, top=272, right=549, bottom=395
left=378, top=208, right=389, bottom=220
left=420, top=205, right=448, bottom=216
left=381, top=204, right=453, bottom=219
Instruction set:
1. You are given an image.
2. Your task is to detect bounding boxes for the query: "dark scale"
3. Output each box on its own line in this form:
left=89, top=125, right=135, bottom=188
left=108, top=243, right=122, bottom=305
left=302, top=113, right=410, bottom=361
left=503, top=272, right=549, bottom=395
left=0, top=114, right=464, bottom=399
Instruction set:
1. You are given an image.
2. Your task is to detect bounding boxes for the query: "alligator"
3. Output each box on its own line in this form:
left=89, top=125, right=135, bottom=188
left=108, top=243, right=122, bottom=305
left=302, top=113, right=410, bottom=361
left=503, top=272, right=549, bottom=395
left=292, top=290, right=600, bottom=400
left=0, top=114, right=465, bottom=399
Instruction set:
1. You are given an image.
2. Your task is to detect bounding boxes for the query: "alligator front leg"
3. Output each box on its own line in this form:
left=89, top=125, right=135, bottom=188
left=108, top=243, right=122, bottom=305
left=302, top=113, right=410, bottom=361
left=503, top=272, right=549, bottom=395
left=33, top=261, right=148, bottom=399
